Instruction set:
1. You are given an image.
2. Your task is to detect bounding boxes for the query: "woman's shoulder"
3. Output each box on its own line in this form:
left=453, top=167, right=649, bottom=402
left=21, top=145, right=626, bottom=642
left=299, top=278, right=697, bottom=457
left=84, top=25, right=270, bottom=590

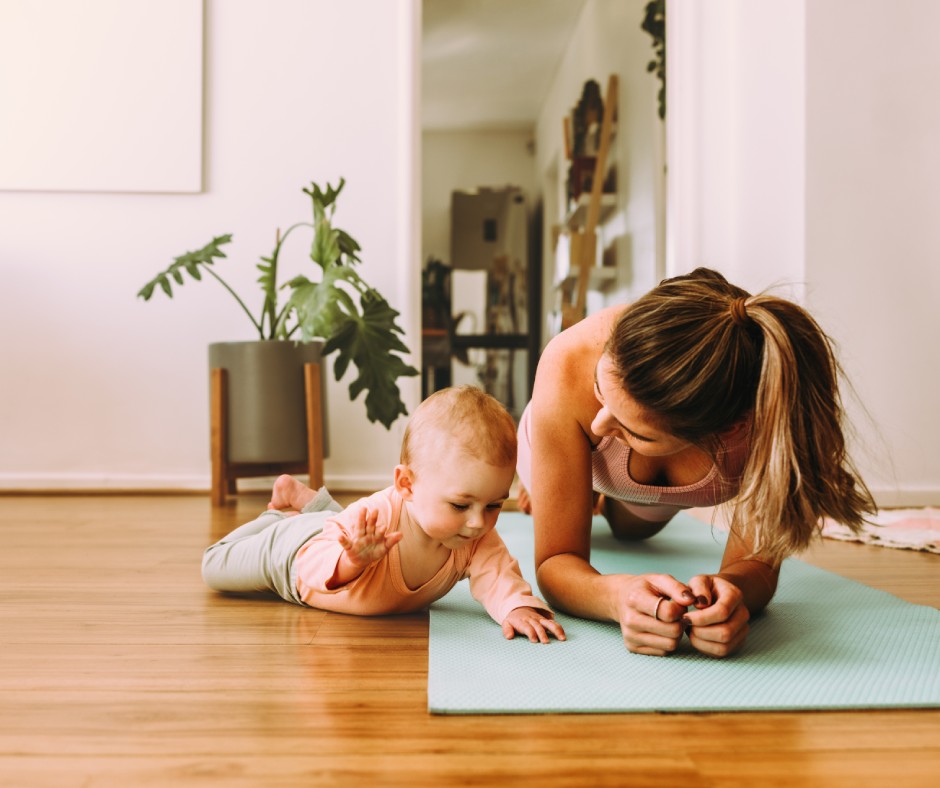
left=531, top=306, right=627, bottom=427
left=540, top=305, right=626, bottom=370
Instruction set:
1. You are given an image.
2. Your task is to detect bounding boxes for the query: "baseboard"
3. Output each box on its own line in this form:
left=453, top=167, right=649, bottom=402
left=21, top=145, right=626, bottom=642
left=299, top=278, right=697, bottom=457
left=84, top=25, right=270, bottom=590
left=0, top=473, right=211, bottom=492
left=869, top=487, right=940, bottom=508
left=0, top=472, right=390, bottom=495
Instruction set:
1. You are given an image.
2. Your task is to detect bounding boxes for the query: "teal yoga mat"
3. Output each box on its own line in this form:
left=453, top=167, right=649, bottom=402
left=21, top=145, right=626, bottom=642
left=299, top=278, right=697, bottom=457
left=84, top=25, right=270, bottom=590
left=428, top=513, right=940, bottom=714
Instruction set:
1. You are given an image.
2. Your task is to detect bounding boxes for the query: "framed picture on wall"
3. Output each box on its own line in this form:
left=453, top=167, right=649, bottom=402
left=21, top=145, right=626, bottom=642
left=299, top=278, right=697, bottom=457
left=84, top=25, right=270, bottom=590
left=0, top=0, right=203, bottom=193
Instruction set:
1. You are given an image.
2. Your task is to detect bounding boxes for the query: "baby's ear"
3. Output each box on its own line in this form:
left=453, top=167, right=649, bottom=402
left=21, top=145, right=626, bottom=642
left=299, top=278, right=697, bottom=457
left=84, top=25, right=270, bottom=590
left=393, top=464, right=415, bottom=500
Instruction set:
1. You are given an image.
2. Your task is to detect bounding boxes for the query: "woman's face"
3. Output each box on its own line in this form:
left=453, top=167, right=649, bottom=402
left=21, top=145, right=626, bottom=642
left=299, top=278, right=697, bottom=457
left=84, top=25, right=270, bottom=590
left=590, top=353, right=691, bottom=458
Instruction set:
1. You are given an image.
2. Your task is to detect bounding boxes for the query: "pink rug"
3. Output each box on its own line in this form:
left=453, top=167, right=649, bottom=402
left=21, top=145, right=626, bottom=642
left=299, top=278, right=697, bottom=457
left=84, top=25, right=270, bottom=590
left=822, top=507, right=940, bottom=554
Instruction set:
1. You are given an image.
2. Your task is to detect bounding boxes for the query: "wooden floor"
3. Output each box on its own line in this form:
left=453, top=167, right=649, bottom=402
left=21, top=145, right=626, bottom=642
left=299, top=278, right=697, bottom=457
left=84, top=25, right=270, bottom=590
left=1, top=492, right=938, bottom=787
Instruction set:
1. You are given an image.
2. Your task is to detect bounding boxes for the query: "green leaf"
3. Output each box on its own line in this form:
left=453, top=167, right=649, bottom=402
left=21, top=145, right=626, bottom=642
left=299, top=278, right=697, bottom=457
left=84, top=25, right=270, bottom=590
left=256, top=251, right=279, bottom=336
left=137, top=234, right=233, bottom=301
left=311, top=219, right=341, bottom=269
left=285, top=266, right=417, bottom=428
left=336, top=229, right=362, bottom=264
left=322, top=290, right=418, bottom=429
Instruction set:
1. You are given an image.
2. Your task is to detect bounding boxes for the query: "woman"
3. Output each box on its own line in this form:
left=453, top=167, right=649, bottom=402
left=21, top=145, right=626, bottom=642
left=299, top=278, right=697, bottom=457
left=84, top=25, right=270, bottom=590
left=516, top=268, right=874, bottom=658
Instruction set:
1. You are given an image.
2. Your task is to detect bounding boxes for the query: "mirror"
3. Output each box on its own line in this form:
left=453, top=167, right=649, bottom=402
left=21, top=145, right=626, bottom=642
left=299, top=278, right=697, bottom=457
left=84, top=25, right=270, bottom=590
left=420, top=0, right=666, bottom=419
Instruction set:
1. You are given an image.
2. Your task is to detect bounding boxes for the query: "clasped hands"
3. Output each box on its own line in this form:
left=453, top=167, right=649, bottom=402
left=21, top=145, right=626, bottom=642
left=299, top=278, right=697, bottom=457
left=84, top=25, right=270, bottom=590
left=617, top=573, right=750, bottom=658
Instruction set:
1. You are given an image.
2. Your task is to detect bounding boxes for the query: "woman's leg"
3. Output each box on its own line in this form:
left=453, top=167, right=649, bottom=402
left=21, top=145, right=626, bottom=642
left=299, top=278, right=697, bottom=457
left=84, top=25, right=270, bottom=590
left=602, top=498, right=676, bottom=541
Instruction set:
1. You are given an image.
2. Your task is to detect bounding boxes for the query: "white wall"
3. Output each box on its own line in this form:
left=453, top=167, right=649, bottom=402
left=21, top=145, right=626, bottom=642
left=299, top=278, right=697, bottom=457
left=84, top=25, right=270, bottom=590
left=534, top=0, right=663, bottom=336
left=669, top=0, right=940, bottom=505
left=0, top=0, right=421, bottom=492
left=667, top=0, right=805, bottom=296
left=804, top=0, right=940, bottom=504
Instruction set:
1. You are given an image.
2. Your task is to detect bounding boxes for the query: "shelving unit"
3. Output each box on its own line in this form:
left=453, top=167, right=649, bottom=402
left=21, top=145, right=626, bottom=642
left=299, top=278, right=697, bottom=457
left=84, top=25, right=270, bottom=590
left=564, top=193, right=617, bottom=230
left=555, top=265, right=617, bottom=293
left=557, top=73, right=619, bottom=331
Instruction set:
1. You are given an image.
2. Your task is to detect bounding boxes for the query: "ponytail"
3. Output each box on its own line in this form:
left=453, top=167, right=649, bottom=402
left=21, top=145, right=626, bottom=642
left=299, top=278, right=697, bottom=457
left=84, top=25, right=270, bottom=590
left=733, top=295, right=875, bottom=561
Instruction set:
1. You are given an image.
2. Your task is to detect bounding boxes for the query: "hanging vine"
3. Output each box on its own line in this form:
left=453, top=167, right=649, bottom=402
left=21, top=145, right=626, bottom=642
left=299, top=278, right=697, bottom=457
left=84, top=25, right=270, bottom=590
left=641, top=0, right=666, bottom=120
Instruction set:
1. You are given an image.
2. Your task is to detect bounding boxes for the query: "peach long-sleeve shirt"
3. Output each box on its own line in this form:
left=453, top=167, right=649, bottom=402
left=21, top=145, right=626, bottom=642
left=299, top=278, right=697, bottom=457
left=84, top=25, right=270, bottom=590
left=292, top=486, right=550, bottom=624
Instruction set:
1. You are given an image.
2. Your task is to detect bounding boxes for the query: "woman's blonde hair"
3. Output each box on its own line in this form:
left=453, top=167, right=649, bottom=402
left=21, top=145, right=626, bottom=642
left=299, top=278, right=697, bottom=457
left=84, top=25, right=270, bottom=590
left=606, top=268, right=875, bottom=562
left=400, top=385, right=517, bottom=472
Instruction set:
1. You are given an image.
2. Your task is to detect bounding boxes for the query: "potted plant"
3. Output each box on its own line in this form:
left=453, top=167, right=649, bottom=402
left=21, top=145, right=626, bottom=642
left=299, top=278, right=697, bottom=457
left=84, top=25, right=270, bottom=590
left=137, top=178, right=418, bottom=466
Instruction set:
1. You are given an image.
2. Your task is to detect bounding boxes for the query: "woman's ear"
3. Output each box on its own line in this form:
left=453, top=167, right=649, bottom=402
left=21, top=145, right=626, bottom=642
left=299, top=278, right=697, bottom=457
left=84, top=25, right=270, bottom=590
left=393, top=464, right=415, bottom=500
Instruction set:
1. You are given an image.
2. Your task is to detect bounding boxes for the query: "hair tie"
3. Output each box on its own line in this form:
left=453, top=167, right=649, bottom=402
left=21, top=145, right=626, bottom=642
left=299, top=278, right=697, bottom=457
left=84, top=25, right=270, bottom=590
left=729, top=297, right=750, bottom=327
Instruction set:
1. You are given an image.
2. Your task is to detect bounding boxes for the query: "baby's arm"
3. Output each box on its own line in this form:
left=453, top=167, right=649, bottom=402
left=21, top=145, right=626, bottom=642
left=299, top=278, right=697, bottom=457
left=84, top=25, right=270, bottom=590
left=327, top=507, right=403, bottom=589
left=465, top=530, right=566, bottom=643
left=502, top=607, right=566, bottom=644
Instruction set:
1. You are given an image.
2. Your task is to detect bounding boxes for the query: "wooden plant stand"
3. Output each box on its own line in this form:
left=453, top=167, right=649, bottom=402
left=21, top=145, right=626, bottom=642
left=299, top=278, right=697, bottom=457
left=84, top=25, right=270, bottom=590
left=209, top=362, right=324, bottom=506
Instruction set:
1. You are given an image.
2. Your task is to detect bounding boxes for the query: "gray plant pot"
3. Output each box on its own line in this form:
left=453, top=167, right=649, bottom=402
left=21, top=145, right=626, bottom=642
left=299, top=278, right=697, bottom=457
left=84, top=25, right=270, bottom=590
left=208, top=340, right=329, bottom=464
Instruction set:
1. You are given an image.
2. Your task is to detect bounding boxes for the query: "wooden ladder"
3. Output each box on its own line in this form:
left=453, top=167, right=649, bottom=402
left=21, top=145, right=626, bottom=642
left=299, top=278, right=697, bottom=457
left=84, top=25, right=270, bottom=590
left=561, top=73, right=618, bottom=330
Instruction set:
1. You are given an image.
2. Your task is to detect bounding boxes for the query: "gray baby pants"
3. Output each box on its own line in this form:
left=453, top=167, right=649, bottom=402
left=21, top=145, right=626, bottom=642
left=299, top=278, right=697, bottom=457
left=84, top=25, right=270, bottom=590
left=201, top=486, right=343, bottom=605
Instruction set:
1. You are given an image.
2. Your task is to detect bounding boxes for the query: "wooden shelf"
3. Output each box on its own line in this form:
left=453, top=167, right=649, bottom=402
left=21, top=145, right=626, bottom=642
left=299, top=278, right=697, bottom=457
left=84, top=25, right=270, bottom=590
left=556, top=266, right=617, bottom=293
left=565, top=193, right=617, bottom=229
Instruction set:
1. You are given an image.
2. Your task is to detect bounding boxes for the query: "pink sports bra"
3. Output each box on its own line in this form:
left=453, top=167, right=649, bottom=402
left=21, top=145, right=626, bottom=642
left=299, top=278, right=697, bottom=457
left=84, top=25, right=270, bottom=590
left=591, top=420, right=751, bottom=511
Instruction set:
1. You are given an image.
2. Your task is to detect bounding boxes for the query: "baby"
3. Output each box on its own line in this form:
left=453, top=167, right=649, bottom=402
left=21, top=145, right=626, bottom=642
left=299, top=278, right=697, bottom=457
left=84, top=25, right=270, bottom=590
left=202, top=385, right=565, bottom=644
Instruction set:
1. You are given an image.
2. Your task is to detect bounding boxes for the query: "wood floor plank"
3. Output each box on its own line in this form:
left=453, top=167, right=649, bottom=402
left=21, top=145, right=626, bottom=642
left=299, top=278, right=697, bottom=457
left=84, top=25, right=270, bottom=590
left=0, top=754, right=707, bottom=788
left=694, top=748, right=940, bottom=788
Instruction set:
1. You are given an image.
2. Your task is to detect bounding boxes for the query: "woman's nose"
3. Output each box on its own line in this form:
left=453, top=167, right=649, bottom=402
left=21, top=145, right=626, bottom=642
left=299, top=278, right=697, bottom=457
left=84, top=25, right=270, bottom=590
left=590, top=406, right=612, bottom=436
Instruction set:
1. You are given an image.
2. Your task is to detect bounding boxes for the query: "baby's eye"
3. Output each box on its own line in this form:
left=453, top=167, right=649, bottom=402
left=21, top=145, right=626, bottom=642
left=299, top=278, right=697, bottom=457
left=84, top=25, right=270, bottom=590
left=449, top=503, right=469, bottom=511
left=486, top=503, right=504, bottom=511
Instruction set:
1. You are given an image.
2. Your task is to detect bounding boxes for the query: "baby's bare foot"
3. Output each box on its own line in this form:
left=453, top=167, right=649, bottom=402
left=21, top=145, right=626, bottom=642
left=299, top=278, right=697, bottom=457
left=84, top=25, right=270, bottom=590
left=268, top=474, right=316, bottom=512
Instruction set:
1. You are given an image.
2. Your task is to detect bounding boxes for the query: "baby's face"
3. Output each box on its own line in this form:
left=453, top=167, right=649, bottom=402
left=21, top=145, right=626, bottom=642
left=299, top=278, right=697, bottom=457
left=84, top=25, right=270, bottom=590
left=404, top=449, right=514, bottom=550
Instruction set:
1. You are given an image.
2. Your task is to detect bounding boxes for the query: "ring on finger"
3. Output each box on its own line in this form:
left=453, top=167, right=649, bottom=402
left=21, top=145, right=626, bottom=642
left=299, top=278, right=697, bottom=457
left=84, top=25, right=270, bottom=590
left=653, top=597, right=665, bottom=621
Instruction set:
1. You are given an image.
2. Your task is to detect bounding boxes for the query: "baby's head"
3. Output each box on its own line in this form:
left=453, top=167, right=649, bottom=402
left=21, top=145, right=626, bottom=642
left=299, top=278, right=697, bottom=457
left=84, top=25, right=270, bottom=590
left=396, top=386, right=517, bottom=547
left=400, top=385, right=517, bottom=474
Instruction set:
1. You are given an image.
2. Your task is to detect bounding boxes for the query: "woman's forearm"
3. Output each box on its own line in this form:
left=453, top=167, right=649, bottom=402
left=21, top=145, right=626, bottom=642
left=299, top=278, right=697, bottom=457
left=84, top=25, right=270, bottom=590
left=717, top=558, right=779, bottom=615
left=536, top=553, right=623, bottom=622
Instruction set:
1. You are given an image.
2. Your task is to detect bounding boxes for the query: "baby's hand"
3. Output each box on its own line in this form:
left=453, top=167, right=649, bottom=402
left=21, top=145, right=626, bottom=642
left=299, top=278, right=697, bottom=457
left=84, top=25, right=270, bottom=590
left=501, top=607, right=566, bottom=644
left=337, top=507, right=403, bottom=568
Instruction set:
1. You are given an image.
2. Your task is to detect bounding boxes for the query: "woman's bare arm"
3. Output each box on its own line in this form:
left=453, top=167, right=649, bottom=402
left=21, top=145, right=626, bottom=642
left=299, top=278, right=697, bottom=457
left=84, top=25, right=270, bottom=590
left=529, top=311, right=618, bottom=618
left=529, top=309, right=693, bottom=627
left=716, top=526, right=780, bottom=613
